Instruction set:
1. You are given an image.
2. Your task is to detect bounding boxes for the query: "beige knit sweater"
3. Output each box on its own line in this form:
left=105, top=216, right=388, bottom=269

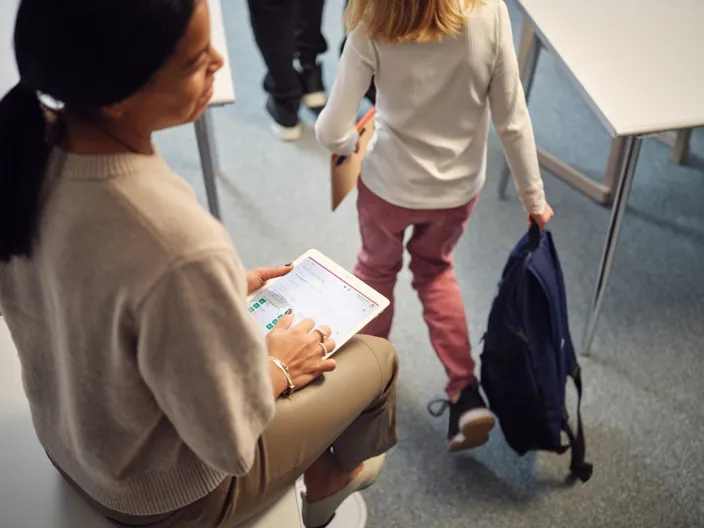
left=0, top=148, right=275, bottom=515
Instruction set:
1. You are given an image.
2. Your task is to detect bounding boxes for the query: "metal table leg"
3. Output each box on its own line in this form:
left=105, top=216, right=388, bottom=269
left=194, top=109, right=222, bottom=219
left=653, top=129, right=692, bottom=164
left=581, top=135, right=643, bottom=354
left=671, top=128, right=692, bottom=165
left=498, top=19, right=541, bottom=199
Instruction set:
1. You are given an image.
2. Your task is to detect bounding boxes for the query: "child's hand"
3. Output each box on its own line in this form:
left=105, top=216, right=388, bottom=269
left=529, top=203, right=554, bottom=230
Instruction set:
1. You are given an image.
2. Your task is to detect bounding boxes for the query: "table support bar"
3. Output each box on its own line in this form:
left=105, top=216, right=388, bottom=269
left=194, top=110, right=222, bottom=220
left=581, top=135, right=642, bottom=354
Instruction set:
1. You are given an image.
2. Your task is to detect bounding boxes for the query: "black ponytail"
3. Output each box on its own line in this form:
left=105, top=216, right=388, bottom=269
left=0, top=0, right=196, bottom=262
left=0, top=83, right=51, bottom=262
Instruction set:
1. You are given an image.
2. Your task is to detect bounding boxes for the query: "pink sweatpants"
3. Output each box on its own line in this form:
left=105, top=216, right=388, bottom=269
left=354, top=180, right=477, bottom=399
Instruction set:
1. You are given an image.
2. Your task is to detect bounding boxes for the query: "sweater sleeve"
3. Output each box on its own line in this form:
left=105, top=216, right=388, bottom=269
left=488, top=2, right=546, bottom=215
left=315, top=27, right=375, bottom=155
left=137, top=249, right=274, bottom=477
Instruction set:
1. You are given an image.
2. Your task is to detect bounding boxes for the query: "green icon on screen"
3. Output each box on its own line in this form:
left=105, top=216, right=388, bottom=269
left=253, top=302, right=260, bottom=309
left=266, top=323, right=273, bottom=330
left=248, top=307, right=254, bottom=313
left=259, top=298, right=267, bottom=304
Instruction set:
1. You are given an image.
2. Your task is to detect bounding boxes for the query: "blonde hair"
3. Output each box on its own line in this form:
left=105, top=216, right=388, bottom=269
left=345, top=0, right=477, bottom=43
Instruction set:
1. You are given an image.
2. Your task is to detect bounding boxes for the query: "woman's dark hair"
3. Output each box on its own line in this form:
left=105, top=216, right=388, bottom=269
left=0, top=0, right=195, bottom=262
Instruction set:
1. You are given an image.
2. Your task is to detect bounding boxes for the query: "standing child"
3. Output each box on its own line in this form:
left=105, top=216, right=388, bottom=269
left=315, top=0, right=553, bottom=452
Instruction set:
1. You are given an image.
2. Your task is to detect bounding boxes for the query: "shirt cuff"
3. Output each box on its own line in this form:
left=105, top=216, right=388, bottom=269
left=520, top=191, right=547, bottom=216
left=335, top=130, right=360, bottom=157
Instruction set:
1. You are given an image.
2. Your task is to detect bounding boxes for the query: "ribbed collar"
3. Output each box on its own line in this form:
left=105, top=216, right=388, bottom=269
left=52, top=146, right=170, bottom=180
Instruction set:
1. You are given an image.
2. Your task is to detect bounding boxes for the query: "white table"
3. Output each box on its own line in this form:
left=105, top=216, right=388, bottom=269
left=499, top=0, right=700, bottom=205
left=0, top=0, right=234, bottom=220
left=498, top=0, right=704, bottom=352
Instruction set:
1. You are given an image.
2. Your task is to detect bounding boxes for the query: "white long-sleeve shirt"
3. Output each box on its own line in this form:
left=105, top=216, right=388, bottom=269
left=315, top=0, right=546, bottom=214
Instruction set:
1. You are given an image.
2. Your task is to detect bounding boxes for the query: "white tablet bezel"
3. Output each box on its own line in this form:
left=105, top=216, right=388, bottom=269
left=247, top=249, right=390, bottom=357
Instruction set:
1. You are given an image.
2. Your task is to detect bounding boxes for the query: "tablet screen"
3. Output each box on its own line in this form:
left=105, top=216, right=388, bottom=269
left=248, top=257, right=379, bottom=341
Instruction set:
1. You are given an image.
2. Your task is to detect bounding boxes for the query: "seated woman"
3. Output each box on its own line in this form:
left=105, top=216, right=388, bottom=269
left=0, top=1, right=398, bottom=527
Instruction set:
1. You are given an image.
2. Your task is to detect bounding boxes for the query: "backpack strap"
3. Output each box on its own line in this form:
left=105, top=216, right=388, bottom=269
left=562, top=365, right=593, bottom=482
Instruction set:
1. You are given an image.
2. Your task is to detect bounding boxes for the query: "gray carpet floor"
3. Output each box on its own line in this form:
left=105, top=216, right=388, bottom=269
left=154, top=1, right=704, bottom=526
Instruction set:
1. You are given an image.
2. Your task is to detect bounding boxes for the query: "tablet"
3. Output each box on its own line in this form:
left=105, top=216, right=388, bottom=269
left=247, top=249, right=389, bottom=357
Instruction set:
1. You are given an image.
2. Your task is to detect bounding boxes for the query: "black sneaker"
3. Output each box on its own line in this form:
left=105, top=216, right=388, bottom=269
left=266, top=96, right=302, bottom=141
left=298, top=63, right=327, bottom=110
left=428, top=383, right=495, bottom=452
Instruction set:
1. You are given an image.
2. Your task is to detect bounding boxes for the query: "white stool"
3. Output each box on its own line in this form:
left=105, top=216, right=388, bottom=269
left=0, top=319, right=367, bottom=528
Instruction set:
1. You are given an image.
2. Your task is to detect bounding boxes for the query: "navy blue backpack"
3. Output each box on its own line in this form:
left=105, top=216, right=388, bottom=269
left=480, top=223, right=593, bottom=482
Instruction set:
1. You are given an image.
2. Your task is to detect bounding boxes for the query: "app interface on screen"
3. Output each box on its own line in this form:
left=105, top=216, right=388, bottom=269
left=248, top=257, right=378, bottom=342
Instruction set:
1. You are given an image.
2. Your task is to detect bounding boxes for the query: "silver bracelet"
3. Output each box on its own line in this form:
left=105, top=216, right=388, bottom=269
left=268, top=357, right=295, bottom=398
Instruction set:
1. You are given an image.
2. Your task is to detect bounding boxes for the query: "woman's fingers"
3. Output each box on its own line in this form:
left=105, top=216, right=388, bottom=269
left=291, top=348, right=338, bottom=389
left=272, top=311, right=294, bottom=331
left=293, top=320, right=335, bottom=343
left=321, top=338, right=336, bottom=354
left=254, top=265, right=294, bottom=282
left=293, top=318, right=316, bottom=334
left=308, top=325, right=332, bottom=344
left=317, top=358, right=337, bottom=373
left=307, top=337, right=335, bottom=357
left=315, top=325, right=332, bottom=339
left=309, top=337, right=335, bottom=357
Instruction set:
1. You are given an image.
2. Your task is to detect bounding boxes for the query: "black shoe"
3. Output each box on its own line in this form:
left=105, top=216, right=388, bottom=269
left=266, top=96, right=302, bottom=141
left=428, top=383, right=495, bottom=452
left=298, top=63, right=327, bottom=110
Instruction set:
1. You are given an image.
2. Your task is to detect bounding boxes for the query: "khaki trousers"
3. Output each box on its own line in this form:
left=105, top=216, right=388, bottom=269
left=55, top=335, right=399, bottom=527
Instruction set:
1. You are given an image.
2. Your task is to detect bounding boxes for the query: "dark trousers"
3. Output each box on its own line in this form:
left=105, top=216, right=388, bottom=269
left=247, top=0, right=328, bottom=103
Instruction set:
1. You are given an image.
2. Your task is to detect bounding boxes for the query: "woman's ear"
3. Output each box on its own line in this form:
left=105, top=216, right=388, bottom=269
left=102, top=90, right=144, bottom=119
left=101, top=100, right=129, bottom=119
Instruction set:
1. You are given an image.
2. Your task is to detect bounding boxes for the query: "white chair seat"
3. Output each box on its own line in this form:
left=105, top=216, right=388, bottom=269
left=239, top=485, right=302, bottom=528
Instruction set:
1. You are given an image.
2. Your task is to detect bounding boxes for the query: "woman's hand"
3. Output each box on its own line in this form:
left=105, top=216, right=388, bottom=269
left=247, top=264, right=293, bottom=296
left=529, top=203, right=554, bottom=230
left=266, top=312, right=337, bottom=396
